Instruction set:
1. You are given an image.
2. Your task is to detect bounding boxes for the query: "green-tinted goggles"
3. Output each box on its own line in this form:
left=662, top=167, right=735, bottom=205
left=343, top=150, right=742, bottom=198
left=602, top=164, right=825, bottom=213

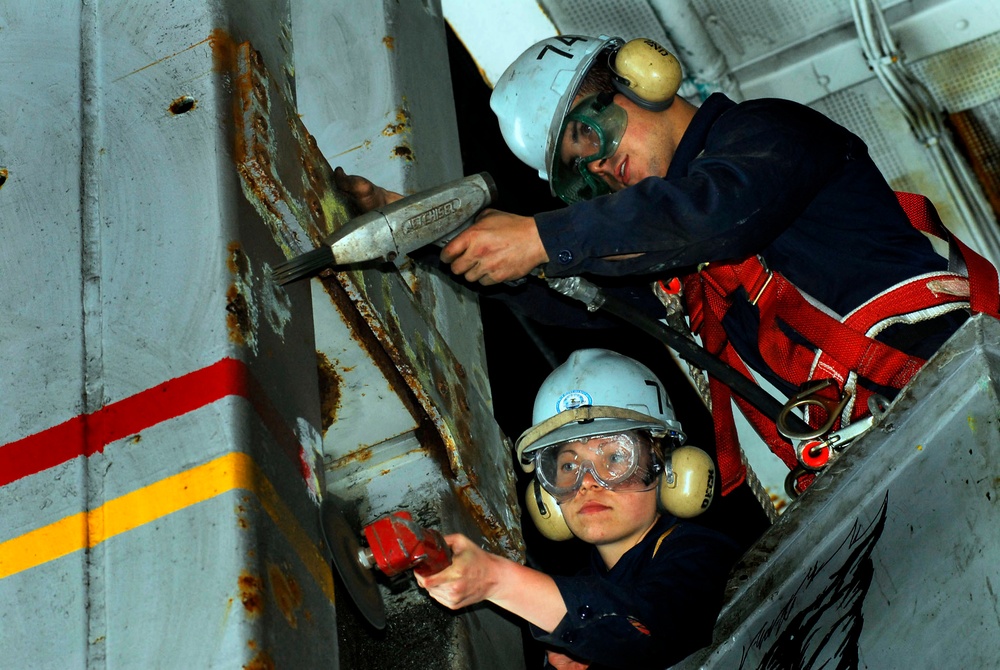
left=551, top=94, right=628, bottom=204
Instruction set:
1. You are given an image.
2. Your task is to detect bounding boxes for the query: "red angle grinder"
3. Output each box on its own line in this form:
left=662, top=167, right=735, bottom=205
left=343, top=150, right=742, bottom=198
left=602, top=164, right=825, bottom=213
left=320, top=499, right=452, bottom=630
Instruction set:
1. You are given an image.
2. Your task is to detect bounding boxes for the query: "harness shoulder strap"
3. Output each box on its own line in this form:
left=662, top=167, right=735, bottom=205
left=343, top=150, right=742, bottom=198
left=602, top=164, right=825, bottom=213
left=895, top=191, right=1000, bottom=318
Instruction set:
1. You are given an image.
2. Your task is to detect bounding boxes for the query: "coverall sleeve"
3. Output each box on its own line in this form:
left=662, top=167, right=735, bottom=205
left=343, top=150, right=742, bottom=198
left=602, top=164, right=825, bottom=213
left=535, top=101, right=856, bottom=278
left=531, top=531, right=738, bottom=669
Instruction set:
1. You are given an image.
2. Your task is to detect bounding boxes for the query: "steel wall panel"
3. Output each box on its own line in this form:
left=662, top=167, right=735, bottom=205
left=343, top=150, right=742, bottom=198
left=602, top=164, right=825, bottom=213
left=0, top=0, right=338, bottom=666
left=3, top=0, right=527, bottom=667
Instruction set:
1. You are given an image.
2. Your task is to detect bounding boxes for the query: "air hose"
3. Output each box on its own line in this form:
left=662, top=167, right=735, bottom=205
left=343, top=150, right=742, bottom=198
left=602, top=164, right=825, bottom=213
left=546, top=275, right=812, bottom=436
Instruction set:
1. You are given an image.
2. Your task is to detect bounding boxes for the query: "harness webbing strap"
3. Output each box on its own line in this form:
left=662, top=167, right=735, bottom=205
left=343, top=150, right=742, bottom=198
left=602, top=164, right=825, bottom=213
left=678, top=191, right=999, bottom=496
left=895, top=191, right=1000, bottom=318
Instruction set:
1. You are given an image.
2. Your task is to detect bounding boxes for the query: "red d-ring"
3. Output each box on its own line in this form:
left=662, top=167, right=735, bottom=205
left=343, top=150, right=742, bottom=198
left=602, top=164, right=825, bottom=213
left=799, top=440, right=830, bottom=470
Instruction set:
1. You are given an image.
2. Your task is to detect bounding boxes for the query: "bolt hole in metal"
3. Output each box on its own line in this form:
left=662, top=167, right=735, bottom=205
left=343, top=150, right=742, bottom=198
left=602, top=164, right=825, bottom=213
left=0, top=168, right=7, bottom=189
left=169, top=96, right=197, bottom=115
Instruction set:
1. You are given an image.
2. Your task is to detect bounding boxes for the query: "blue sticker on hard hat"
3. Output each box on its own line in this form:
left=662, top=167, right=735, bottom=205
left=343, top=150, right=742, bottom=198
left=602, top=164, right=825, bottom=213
left=556, top=390, right=592, bottom=413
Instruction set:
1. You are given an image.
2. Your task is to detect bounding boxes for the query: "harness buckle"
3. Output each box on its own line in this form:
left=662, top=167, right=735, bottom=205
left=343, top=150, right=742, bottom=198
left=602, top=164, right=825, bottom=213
left=776, top=378, right=849, bottom=440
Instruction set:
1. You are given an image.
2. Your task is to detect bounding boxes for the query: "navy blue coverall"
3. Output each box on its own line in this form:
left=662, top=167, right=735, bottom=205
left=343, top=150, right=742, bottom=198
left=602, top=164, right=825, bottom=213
left=531, top=514, right=739, bottom=669
left=530, top=93, right=966, bottom=397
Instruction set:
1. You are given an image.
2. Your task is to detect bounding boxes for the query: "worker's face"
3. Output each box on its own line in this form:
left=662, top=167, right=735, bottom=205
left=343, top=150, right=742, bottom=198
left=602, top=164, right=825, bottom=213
left=560, top=93, right=676, bottom=192
left=558, top=437, right=660, bottom=549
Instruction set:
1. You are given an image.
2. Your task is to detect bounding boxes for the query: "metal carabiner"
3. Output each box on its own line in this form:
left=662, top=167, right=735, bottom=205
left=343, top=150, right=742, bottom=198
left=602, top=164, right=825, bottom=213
left=794, top=415, right=874, bottom=470
left=784, top=466, right=812, bottom=500
left=791, top=392, right=890, bottom=472
left=776, top=379, right=849, bottom=440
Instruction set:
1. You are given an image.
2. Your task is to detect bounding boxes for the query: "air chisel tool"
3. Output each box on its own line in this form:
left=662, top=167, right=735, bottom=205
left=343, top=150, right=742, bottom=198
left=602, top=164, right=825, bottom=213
left=272, top=172, right=497, bottom=285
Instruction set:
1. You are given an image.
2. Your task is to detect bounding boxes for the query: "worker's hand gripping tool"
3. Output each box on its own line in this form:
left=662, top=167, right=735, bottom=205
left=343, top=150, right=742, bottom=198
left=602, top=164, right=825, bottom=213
left=358, top=510, right=452, bottom=578
left=272, top=172, right=497, bottom=285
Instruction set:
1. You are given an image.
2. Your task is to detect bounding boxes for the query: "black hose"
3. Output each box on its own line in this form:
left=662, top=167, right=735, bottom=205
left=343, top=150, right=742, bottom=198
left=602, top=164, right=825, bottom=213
left=548, top=277, right=813, bottom=436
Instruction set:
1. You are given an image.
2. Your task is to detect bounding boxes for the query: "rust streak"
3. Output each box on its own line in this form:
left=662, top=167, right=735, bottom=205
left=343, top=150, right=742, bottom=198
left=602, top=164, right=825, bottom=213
left=330, top=140, right=371, bottom=158
left=243, top=651, right=275, bottom=670
left=268, top=563, right=304, bottom=628
left=316, top=352, right=343, bottom=435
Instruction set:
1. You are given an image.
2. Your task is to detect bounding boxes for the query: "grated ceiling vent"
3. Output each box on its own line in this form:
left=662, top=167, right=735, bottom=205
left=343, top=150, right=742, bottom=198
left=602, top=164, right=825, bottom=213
left=909, top=31, right=1000, bottom=113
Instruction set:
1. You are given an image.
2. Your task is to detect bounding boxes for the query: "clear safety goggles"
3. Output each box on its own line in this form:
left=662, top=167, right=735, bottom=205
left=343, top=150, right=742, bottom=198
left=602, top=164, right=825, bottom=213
left=551, top=94, right=628, bottom=204
left=533, top=431, right=658, bottom=504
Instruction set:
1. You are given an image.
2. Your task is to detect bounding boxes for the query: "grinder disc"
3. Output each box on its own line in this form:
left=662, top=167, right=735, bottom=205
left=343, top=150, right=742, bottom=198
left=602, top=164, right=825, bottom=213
left=320, top=498, right=386, bottom=630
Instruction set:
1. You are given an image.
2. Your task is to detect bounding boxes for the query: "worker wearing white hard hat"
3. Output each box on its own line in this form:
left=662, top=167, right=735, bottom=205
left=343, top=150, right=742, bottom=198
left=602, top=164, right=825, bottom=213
left=413, top=349, right=739, bottom=669
left=430, top=33, right=994, bottom=500
left=331, top=31, right=996, bottom=506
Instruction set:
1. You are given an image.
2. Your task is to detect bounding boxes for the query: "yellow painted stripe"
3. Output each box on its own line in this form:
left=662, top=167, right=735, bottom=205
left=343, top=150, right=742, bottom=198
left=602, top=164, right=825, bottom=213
left=0, top=452, right=334, bottom=601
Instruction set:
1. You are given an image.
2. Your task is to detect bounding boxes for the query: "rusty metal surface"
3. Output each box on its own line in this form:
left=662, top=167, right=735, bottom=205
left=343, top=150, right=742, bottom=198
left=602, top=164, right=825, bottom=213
left=234, top=23, right=522, bottom=559
left=679, top=315, right=1000, bottom=669
left=232, top=2, right=526, bottom=666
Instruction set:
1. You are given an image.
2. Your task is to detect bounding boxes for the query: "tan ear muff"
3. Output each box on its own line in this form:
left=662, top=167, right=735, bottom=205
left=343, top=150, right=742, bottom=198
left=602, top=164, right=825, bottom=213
left=658, top=445, right=715, bottom=518
left=525, top=479, right=574, bottom=541
left=611, top=38, right=683, bottom=111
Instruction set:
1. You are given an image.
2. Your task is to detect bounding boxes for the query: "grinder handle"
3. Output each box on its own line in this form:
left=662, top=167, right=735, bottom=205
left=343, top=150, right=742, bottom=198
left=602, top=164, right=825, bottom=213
left=412, top=526, right=452, bottom=577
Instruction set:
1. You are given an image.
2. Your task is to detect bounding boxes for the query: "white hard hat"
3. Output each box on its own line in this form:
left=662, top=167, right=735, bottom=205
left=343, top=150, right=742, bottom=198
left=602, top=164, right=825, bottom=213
left=490, top=35, right=622, bottom=186
left=515, top=348, right=685, bottom=469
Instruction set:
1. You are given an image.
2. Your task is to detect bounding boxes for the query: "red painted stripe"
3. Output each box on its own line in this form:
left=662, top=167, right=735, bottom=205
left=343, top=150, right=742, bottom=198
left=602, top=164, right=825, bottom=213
left=0, top=358, right=304, bottom=488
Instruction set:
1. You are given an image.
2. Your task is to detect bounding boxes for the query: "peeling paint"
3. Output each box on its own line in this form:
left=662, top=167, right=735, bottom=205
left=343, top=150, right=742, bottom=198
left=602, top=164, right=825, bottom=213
left=382, top=107, right=410, bottom=136
left=261, top=262, right=292, bottom=337
left=296, top=418, right=324, bottom=505
left=226, top=243, right=259, bottom=354
left=391, top=144, right=414, bottom=161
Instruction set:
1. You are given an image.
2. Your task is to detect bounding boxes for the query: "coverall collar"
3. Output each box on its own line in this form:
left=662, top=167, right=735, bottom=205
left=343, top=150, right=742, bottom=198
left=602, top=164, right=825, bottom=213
left=666, top=93, right=737, bottom=180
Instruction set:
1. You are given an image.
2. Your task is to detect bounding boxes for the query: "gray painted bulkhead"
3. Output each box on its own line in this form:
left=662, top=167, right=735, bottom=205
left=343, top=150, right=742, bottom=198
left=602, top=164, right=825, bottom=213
left=3, top=0, right=1000, bottom=668
left=0, top=1, right=523, bottom=668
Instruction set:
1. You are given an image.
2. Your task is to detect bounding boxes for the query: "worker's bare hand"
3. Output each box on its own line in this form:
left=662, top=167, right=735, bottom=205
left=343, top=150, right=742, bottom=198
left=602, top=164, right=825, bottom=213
left=332, top=166, right=402, bottom=213
left=440, top=209, right=548, bottom=285
left=546, top=649, right=591, bottom=669
left=415, top=534, right=503, bottom=609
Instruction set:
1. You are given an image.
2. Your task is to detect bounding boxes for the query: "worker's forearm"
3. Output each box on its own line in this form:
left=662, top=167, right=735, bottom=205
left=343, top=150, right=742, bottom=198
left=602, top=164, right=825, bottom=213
left=487, top=558, right=567, bottom=632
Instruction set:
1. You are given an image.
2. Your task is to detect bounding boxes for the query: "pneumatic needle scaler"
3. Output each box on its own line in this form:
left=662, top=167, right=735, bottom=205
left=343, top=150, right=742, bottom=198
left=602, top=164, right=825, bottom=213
left=271, top=172, right=497, bottom=285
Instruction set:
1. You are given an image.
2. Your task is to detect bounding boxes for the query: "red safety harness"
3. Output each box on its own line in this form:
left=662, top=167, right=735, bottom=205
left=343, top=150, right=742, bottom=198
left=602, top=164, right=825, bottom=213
left=675, top=192, right=1000, bottom=496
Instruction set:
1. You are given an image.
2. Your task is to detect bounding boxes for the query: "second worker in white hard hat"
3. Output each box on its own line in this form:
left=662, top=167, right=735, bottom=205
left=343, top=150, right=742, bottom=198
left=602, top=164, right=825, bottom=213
left=415, top=349, right=740, bottom=669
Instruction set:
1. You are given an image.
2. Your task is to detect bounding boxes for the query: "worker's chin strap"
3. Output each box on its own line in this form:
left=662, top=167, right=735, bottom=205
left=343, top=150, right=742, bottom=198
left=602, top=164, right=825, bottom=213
left=514, top=406, right=662, bottom=466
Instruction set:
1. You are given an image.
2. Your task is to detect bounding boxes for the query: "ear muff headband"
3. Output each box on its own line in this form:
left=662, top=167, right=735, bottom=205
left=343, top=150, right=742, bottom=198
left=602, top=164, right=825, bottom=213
left=610, top=38, right=683, bottom=111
